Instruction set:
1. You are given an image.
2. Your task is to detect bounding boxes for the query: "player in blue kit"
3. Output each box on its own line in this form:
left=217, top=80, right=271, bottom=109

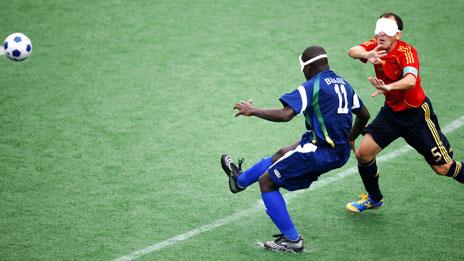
left=221, top=46, right=370, bottom=252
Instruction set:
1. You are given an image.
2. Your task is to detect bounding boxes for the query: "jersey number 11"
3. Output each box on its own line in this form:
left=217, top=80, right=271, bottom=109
left=334, top=84, right=348, bottom=114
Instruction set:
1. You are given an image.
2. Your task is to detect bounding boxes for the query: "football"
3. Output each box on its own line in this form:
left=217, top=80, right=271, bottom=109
left=3, top=32, right=33, bottom=61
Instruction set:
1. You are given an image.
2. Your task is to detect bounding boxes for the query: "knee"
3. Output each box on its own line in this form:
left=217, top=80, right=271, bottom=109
left=259, top=173, right=278, bottom=192
left=355, top=148, right=375, bottom=164
left=272, top=147, right=288, bottom=162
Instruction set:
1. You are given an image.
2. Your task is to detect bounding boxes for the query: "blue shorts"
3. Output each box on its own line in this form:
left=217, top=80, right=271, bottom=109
left=268, top=142, right=350, bottom=191
left=365, top=97, right=453, bottom=165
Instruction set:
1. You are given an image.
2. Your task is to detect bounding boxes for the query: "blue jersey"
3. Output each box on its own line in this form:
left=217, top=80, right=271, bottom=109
left=279, top=70, right=363, bottom=147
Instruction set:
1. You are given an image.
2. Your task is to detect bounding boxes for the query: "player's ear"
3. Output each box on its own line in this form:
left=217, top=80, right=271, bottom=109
left=303, top=68, right=310, bottom=79
left=396, top=31, right=402, bottom=39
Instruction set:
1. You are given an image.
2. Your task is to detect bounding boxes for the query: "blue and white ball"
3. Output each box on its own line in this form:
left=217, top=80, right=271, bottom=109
left=3, top=33, right=32, bottom=62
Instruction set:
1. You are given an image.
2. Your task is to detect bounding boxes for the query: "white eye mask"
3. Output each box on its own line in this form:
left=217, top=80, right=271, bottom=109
left=375, top=18, right=399, bottom=36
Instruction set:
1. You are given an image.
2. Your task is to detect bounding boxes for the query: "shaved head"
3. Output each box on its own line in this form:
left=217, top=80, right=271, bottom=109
left=300, top=45, right=329, bottom=80
left=301, top=46, right=327, bottom=64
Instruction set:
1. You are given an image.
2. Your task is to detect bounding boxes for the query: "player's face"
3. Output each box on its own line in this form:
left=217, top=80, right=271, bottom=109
left=375, top=17, right=401, bottom=52
left=376, top=32, right=397, bottom=51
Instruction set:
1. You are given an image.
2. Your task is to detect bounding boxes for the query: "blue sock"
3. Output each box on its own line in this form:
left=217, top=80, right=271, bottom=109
left=237, top=157, right=273, bottom=188
left=261, top=191, right=299, bottom=241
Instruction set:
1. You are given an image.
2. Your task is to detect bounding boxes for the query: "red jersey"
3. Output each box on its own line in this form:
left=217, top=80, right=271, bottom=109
left=360, top=38, right=426, bottom=111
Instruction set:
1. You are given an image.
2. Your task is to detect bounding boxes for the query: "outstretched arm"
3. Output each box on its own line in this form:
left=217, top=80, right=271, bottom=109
left=233, top=100, right=295, bottom=122
left=369, top=74, right=416, bottom=97
left=348, top=45, right=386, bottom=65
left=348, top=106, right=370, bottom=153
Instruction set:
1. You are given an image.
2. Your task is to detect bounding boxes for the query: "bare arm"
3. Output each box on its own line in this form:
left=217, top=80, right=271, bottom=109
left=348, top=106, right=370, bottom=153
left=348, top=45, right=386, bottom=64
left=369, top=74, right=416, bottom=97
left=233, top=100, right=295, bottom=122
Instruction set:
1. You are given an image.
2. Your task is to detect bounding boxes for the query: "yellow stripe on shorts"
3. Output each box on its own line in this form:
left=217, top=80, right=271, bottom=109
left=421, top=102, right=452, bottom=162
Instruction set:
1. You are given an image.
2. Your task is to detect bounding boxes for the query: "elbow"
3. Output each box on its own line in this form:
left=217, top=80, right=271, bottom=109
left=282, top=111, right=295, bottom=122
left=359, top=107, right=370, bottom=123
left=403, top=80, right=415, bottom=90
left=347, top=47, right=362, bottom=59
left=361, top=115, right=370, bottom=126
left=404, top=75, right=417, bottom=90
left=363, top=116, right=370, bottom=126
left=356, top=107, right=371, bottom=126
left=365, top=110, right=371, bottom=121
left=407, top=82, right=415, bottom=90
left=282, top=114, right=294, bottom=122
left=347, top=48, right=355, bottom=58
left=280, top=107, right=295, bottom=122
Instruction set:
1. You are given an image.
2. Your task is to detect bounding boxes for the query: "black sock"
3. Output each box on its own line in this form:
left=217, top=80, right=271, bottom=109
left=358, top=160, right=383, bottom=202
left=447, top=161, right=464, bottom=183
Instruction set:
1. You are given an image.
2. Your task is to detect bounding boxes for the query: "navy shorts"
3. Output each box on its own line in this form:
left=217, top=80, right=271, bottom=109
left=268, top=142, right=350, bottom=191
left=365, top=97, right=453, bottom=165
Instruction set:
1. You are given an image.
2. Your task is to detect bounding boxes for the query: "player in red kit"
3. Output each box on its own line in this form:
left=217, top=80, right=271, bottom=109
left=345, top=12, right=464, bottom=213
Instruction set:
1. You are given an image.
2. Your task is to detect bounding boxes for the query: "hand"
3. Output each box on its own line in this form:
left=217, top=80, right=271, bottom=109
left=366, top=46, right=386, bottom=65
left=368, top=77, right=392, bottom=97
left=233, top=99, right=254, bottom=117
left=371, top=90, right=384, bottom=97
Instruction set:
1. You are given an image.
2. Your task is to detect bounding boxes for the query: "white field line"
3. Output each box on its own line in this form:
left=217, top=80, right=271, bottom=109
left=114, top=115, right=464, bottom=261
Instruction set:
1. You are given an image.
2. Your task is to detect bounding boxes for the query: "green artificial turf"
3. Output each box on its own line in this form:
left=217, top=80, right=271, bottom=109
left=1, top=0, right=463, bottom=260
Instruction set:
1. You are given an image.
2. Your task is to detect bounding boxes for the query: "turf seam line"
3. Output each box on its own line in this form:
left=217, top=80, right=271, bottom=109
left=114, top=115, right=464, bottom=261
